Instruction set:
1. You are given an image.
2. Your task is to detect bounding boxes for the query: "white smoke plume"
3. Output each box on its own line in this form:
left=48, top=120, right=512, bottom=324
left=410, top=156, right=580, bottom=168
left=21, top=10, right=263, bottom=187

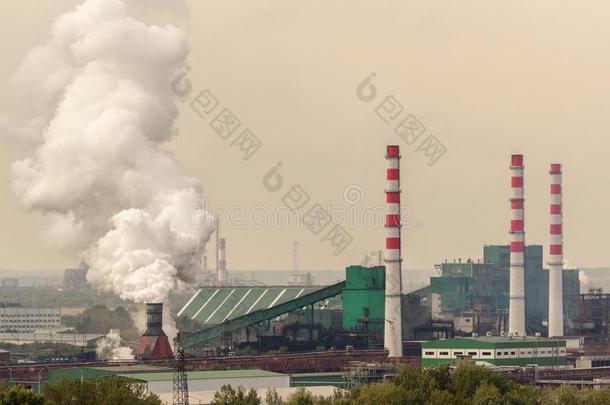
left=579, top=270, right=591, bottom=293
left=96, top=329, right=134, bottom=361
left=4, top=0, right=214, bottom=303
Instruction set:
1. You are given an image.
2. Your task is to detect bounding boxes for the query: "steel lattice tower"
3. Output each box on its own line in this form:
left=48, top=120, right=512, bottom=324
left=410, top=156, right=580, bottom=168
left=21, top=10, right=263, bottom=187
left=173, top=334, right=189, bottom=405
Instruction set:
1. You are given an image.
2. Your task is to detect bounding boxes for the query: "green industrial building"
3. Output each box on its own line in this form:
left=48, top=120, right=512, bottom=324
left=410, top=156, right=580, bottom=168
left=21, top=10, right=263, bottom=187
left=176, top=264, right=430, bottom=351
left=341, top=265, right=385, bottom=334
left=421, top=336, right=567, bottom=367
left=431, top=245, right=579, bottom=334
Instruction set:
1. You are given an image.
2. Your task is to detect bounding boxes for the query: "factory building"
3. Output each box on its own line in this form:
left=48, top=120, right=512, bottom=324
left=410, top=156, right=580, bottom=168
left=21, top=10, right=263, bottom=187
left=0, top=278, right=19, bottom=289
left=177, top=264, right=431, bottom=353
left=0, top=305, right=61, bottom=332
left=342, top=266, right=385, bottom=334
left=0, top=331, right=104, bottom=347
left=431, top=245, right=579, bottom=336
left=130, top=370, right=289, bottom=396
left=62, top=264, right=89, bottom=292
left=566, top=288, right=610, bottom=340
left=421, top=336, right=567, bottom=367
left=49, top=366, right=340, bottom=405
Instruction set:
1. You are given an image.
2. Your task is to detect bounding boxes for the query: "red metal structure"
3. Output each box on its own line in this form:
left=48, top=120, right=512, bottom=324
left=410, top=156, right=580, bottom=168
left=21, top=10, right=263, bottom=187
left=137, top=303, right=173, bottom=360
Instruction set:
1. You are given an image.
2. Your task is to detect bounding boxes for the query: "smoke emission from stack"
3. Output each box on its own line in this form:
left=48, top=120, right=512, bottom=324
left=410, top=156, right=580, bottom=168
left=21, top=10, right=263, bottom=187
left=3, top=0, right=214, bottom=303
left=96, top=329, right=134, bottom=361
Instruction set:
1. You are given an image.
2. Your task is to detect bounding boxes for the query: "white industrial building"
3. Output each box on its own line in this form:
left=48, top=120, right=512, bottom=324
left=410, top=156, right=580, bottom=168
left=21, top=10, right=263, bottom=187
left=126, top=369, right=290, bottom=395
left=156, top=386, right=341, bottom=405
left=0, top=332, right=104, bottom=347
left=0, top=307, right=61, bottom=332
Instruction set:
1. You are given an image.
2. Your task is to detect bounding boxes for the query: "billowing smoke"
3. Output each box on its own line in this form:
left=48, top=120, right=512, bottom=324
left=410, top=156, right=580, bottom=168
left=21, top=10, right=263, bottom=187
left=4, top=0, right=214, bottom=303
left=96, top=329, right=134, bottom=361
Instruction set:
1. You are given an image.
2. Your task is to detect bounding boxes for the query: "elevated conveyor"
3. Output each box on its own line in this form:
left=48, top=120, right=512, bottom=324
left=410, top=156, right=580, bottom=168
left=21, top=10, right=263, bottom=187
left=182, top=281, right=346, bottom=349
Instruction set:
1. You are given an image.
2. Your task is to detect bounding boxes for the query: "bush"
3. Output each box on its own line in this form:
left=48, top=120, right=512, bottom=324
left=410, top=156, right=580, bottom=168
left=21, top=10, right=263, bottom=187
left=210, top=385, right=261, bottom=405
left=43, top=376, right=161, bottom=405
left=0, top=385, right=45, bottom=405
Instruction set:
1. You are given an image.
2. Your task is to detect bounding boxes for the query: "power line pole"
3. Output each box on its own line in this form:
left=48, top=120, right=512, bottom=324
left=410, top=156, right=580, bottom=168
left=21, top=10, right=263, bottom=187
left=173, top=333, right=189, bottom=405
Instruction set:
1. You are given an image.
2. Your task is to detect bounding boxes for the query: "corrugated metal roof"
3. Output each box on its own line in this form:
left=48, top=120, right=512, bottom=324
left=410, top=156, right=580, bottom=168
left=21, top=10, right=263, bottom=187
left=178, top=286, right=323, bottom=324
left=90, top=365, right=171, bottom=373
left=122, top=369, right=284, bottom=382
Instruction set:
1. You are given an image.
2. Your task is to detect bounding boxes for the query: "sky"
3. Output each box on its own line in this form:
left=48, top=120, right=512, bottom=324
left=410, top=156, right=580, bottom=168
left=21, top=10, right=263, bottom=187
left=0, top=0, right=609, bottom=275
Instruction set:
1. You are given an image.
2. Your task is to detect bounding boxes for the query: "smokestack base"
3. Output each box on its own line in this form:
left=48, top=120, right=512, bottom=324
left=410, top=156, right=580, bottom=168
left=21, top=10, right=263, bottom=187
left=137, top=303, right=173, bottom=360
left=137, top=335, right=173, bottom=360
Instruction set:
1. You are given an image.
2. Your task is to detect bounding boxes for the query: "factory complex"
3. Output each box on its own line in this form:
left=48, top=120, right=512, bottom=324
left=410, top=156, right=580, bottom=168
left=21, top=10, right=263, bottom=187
left=95, top=149, right=610, bottom=376
left=5, top=146, right=610, bottom=400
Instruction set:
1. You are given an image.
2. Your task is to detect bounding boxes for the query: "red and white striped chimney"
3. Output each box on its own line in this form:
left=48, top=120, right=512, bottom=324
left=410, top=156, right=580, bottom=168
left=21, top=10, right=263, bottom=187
left=217, top=237, right=227, bottom=285
left=548, top=163, right=564, bottom=337
left=509, top=154, right=526, bottom=336
left=384, top=145, right=403, bottom=357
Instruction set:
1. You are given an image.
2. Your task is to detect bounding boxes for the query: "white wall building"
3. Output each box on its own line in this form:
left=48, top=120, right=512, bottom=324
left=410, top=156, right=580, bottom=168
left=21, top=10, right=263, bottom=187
left=125, top=369, right=290, bottom=396
left=0, top=307, right=61, bottom=332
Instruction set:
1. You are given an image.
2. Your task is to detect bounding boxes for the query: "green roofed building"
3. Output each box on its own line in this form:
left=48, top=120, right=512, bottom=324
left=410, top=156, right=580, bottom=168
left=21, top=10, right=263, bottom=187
left=176, top=265, right=431, bottom=350
left=178, top=286, right=325, bottom=324
left=421, top=336, right=567, bottom=367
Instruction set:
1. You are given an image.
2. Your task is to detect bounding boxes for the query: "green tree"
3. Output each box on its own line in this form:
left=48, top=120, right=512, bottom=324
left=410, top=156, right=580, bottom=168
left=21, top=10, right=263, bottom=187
left=265, top=388, right=284, bottom=405
left=43, top=376, right=162, bottom=405
left=0, top=385, right=45, bottom=405
left=393, top=364, right=452, bottom=403
left=425, top=389, right=460, bottom=405
left=582, top=388, right=610, bottom=405
left=285, top=388, right=316, bottom=405
left=504, top=384, right=540, bottom=405
left=354, top=381, right=409, bottom=405
left=76, top=305, right=139, bottom=341
left=473, top=383, right=504, bottom=405
left=540, top=386, right=579, bottom=405
left=451, top=364, right=511, bottom=399
left=211, top=385, right=262, bottom=405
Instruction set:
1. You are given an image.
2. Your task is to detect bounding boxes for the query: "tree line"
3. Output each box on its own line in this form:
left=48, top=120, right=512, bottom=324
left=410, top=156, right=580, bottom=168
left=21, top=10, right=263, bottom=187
left=3, top=364, right=610, bottom=404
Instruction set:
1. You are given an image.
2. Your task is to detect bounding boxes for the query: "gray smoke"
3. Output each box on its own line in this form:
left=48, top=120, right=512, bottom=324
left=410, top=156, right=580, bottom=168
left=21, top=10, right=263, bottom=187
left=5, top=0, right=214, bottom=303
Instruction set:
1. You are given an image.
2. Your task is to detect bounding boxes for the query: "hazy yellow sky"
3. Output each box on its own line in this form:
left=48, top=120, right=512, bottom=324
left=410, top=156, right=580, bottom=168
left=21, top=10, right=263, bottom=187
left=1, top=0, right=609, bottom=273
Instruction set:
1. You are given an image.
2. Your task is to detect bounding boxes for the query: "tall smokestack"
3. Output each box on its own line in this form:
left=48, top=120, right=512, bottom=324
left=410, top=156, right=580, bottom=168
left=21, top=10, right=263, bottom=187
left=217, top=238, right=227, bottom=285
left=548, top=163, right=564, bottom=337
left=144, top=303, right=165, bottom=336
left=509, top=154, right=526, bottom=336
left=137, top=303, right=173, bottom=360
left=384, top=145, right=403, bottom=357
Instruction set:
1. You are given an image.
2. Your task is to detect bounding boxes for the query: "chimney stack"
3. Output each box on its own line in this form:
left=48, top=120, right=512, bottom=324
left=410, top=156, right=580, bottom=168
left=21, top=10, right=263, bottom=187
left=548, top=163, right=564, bottom=337
left=217, top=238, right=227, bottom=285
left=509, top=154, right=526, bottom=336
left=137, top=303, right=173, bottom=360
left=384, top=145, right=403, bottom=357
